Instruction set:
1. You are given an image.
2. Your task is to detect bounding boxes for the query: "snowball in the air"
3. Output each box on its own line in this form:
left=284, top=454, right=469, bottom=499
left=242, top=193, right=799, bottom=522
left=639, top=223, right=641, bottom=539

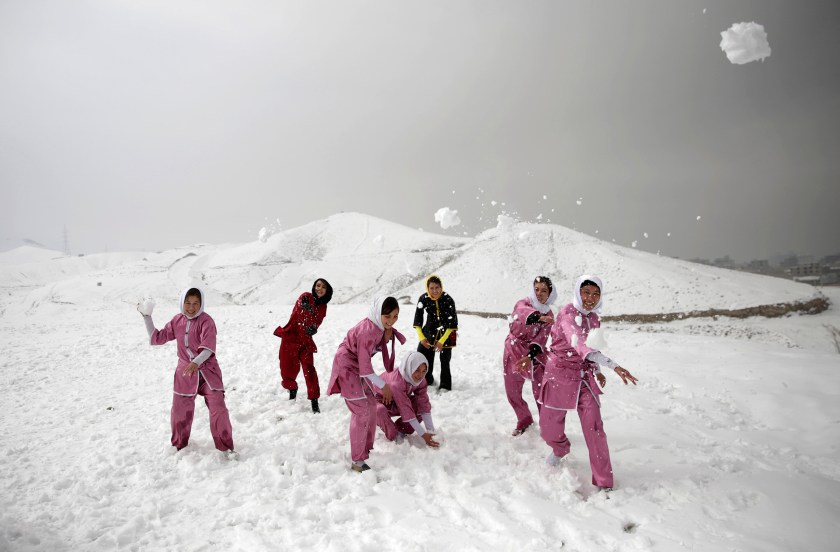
left=696, top=215, right=702, bottom=221
left=497, top=214, right=516, bottom=229
left=586, top=328, right=608, bottom=350
left=258, top=227, right=269, bottom=242
left=137, top=298, right=156, bottom=316
left=434, top=207, right=461, bottom=229
left=720, top=22, right=771, bottom=65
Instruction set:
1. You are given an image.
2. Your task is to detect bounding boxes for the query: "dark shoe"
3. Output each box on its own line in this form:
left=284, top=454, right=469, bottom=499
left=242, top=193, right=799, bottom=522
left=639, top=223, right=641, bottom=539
left=289, top=388, right=297, bottom=401
left=351, top=462, right=371, bottom=473
left=311, top=398, right=320, bottom=413
left=512, top=418, right=533, bottom=436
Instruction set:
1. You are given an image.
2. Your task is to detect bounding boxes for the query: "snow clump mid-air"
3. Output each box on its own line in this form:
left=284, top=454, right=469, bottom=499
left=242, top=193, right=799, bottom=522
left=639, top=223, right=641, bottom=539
left=434, top=207, right=462, bottom=230
left=496, top=214, right=516, bottom=229
left=586, top=327, right=608, bottom=350
left=720, top=22, right=771, bottom=64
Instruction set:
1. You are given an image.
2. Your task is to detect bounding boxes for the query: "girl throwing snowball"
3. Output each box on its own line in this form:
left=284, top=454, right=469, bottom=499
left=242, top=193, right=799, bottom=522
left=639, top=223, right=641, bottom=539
left=138, top=287, right=237, bottom=457
left=539, top=275, right=637, bottom=490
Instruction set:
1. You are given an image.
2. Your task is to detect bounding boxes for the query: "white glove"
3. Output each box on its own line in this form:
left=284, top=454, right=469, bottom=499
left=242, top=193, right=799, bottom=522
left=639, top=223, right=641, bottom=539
left=137, top=298, right=156, bottom=316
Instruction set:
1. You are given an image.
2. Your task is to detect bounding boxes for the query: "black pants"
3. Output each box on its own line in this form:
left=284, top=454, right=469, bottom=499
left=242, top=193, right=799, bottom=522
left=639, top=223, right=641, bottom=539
left=417, top=343, right=452, bottom=390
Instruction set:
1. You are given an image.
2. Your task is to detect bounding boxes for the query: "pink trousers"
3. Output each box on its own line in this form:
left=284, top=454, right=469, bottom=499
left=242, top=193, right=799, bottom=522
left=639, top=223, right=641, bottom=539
left=503, top=352, right=544, bottom=431
left=375, top=403, right=416, bottom=441
left=345, top=392, right=377, bottom=462
left=171, top=376, right=234, bottom=452
left=539, top=385, right=614, bottom=488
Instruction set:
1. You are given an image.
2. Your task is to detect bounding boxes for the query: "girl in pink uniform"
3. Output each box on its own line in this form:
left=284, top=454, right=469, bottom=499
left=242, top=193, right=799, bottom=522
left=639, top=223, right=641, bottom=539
left=327, top=296, right=406, bottom=472
left=374, top=351, right=440, bottom=448
left=139, top=287, right=237, bottom=457
left=503, top=276, right=557, bottom=436
left=538, top=275, right=637, bottom=490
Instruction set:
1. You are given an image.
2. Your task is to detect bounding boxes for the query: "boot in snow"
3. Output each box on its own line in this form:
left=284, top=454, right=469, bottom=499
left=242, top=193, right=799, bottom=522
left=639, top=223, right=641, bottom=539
left=311, top=398, right=320, bottom=413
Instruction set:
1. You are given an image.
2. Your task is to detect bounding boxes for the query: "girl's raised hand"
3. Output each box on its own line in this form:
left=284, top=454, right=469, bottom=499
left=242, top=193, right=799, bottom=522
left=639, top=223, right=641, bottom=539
left=614, top=366, right=638, bottom=385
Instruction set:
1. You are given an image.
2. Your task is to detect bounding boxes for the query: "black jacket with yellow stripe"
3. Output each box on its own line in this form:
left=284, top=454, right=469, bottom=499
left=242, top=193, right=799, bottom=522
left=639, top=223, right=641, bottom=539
left=413, top=291, right=458, bottom=348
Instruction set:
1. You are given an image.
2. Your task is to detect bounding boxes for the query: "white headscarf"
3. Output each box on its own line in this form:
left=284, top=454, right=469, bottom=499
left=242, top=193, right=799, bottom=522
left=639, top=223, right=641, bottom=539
left=179, top=287, right=205, bottom=319
left=528, top=279, right=558, bottom=314
left=572, top=274, right=604, bottom=314
left=399, top=351, right=427, bottom=386
left=368, top=296, right=388, bottom=330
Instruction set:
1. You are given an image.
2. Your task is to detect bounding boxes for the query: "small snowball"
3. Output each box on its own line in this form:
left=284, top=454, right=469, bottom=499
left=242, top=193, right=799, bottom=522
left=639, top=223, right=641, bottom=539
left=496, top=214, right=516, bottom=229
left=643, top=232, right=649, bottom=238
left=571, top=334, right=579, bottom=347
left=696, top=216, right=702, bottom=221
left=434, top=207, right=462, bottom=229
left=258, top=227, right=269, bottom=242
left=491, top=200, right=498, bottom=206
left=137, top=298, right=156, bottom=316
left=720, top=22, right=771, bottom=65
left=632, top=240, right=638, bottom=248
left=586, top=328, right=608, bottom=349
left=542, top=195, right=547, bottom=200
left=574, top=315, right=582, bottom=326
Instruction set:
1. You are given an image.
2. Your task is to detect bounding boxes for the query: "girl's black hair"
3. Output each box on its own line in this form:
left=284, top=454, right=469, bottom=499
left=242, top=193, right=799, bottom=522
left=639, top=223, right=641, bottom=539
left=427, top=276, right=442, bottom=287
left=534, top=276, right=553, bottom=292
left=185, top=288, right=202, bottom=300
left=580, top=279, right=600, bottom=291
left=381, top=296, right=400, bottom=314
left=312, top=278, right=333, bottom=305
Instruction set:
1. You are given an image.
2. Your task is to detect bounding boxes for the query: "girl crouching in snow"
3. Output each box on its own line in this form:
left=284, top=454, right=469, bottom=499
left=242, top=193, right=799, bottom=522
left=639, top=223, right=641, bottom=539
left=138, top=287, right=237, bottom=458
left=374, top=351, right=440, bottom=448
left=539, top=275, right=637, bottom=490
left=273, top=278, right=333, bottom=413
left=504, top=276, right=557, bottom=436
left=327, top=296, right=406, bottom=472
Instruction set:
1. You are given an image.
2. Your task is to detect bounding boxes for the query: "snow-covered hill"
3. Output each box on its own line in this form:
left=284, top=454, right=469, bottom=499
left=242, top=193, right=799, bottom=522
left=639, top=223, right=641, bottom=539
left=1, top=212, right=839, bottom=551
left=0, top=212, right=820, bottom=318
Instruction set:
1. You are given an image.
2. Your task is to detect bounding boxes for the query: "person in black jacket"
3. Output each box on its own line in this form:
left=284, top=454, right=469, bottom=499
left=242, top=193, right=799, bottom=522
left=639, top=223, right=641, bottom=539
left=413, top=275, right=458, bottom=390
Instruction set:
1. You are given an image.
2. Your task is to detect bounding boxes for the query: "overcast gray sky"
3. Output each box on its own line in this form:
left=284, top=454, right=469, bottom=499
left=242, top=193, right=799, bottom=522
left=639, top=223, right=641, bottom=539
left=1, top=0, right=838, bottom=261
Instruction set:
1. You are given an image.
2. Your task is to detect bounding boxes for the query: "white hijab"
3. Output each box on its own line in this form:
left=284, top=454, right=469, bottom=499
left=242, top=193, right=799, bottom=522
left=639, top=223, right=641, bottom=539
left=572, top=274, right=604, bottom=314
left=399, top=351, right=427, bottom=386
left=368, top=296, right=388, bottom=330
left=179, top=287, right=205, bottom=320
left=528, top=280, right=558, bottom=314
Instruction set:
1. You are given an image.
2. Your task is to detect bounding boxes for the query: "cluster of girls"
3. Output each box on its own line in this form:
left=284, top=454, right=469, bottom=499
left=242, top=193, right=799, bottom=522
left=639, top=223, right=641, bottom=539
left=139, top=272, right=636, bottom=489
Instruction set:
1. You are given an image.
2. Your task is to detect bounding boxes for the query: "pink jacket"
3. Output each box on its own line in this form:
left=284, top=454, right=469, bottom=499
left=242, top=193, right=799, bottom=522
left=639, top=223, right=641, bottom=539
left=538, top=303, right=603, bottom=410
left=151, top=311, right=224, bottom=396
left=504, top=297, right=554, bottom=379
left=374, top=367, right=432, bottom=421
left=327, top=318, right=406, bottom=400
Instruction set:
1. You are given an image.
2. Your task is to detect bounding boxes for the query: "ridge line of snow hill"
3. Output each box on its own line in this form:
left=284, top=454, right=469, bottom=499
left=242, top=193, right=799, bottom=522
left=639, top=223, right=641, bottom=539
left=0, top=213, right=822, bottom=317
left=459, top=295, right=829, bottom=323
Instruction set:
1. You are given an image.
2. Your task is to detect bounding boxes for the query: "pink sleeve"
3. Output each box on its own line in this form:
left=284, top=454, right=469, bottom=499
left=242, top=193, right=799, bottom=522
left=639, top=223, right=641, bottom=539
left=150, top=318, right=176, bottom=346
left=508, top=301, right=537, bottom=340
left=197, top=317, right=217, bottom=353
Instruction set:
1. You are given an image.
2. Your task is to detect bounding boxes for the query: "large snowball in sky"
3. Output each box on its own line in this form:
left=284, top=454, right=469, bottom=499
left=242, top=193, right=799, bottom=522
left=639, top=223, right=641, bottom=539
left=720, top=22, right=771, bottom=64
left=434, top=207, right=461, bottom=229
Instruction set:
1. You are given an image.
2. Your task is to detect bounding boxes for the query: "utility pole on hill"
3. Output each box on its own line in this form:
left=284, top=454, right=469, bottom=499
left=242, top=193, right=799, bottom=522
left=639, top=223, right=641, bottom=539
left=63, top=225, right=71, bottom=256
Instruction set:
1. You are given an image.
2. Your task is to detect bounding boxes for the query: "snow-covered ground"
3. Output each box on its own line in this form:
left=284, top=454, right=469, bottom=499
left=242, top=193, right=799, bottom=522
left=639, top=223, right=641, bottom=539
left=1, top=215, right=838, bottom=551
